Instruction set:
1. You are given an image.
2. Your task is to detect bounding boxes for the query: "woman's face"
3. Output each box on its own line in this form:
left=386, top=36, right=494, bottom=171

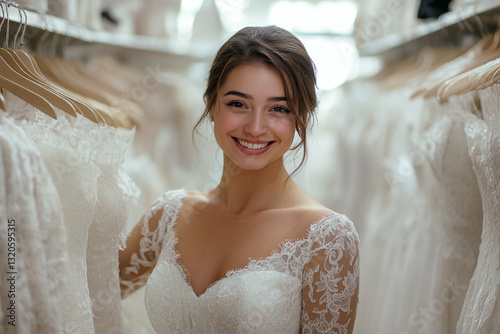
left=211, top=63, right=296, bottom=171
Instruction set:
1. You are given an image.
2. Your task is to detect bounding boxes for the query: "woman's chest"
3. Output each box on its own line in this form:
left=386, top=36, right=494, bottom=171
left=173, top=210, right=310, bottom=296
left=145, top=260, right=303, bottom=333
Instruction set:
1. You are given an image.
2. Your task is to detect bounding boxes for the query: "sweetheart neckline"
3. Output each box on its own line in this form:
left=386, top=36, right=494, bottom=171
left=164, top=191, right=336, bottom=297
left=157, top=260, right=301, bottom=299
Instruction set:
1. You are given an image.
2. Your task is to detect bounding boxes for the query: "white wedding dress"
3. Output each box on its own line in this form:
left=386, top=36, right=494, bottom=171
left=0, top=115, right=69, bottom=334
left=6, top=94, right=100, bottom=333
left=387, top=96, right=482, bottom=334
left=457, top=84, right=500, bottom=334
left=121, top=189, right=360, bottom=334
left=6, top=92, right=137, bottom=333
left=85, top=117, right=138, bottom=334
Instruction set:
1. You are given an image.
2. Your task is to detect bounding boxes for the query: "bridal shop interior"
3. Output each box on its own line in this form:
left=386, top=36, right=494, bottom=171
left=1, top=0, right=500, bottom=333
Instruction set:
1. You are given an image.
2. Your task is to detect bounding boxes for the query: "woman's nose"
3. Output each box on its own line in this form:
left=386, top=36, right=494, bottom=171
left=244, top=111, right=267, bottom=136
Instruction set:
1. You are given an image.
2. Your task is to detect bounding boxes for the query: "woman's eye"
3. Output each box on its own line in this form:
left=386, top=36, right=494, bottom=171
left=227, top=101, right=244, bottom=108
left=272, top=106, right=290, bottom=114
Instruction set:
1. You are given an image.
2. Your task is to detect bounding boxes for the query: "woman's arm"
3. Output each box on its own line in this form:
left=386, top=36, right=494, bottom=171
left=301, top=215, right=360, bottom=334
left=119, top=197, right=167, bottom=298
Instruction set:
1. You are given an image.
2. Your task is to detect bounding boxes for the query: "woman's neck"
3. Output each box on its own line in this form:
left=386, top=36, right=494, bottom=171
left=209, top=156, right=296, bottom=215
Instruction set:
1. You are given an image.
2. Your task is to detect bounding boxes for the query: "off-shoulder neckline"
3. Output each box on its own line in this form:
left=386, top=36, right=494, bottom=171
left=161, top=188, right=349, bottom=298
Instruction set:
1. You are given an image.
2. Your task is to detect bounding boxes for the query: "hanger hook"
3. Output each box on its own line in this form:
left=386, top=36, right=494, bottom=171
left=13, top=3, right=24, bottom=49
left=4, top=1, right=10, bottom=48
left=18, top=5, right=27, bottom=50
left=0, top=2, right=6, bottom=34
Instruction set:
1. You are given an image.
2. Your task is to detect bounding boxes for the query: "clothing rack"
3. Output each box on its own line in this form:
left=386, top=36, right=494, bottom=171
left=0, top=1, right=212, bottom=69
left=357, top=0, right=500, bottom=62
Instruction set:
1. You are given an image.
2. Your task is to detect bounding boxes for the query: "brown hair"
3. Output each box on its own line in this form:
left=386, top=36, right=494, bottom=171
left=194, top=26, right=318, bottom=173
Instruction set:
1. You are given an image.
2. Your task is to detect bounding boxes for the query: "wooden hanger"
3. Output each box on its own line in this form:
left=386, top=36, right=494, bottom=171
left=411, top=33, right=492, bottom=99
left=0, top=4, right=57, bottom=118
left=34, top=55, right=139, bottom=128
left=420, top=28, right=500, bottom=101
left=67, top=57, right=143, bottom=125
left=3, top=9, right=104, bottom=123
left=374, top=47, right=465, bottom=92
left=0, top=3, right=106, bottom=124
left=438, top=57, right=500, bottom=102
left=436, top=28, right=500, bottom=102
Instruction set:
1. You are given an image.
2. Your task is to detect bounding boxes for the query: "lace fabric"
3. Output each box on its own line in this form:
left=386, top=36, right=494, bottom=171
left=6, top=92, right=138, bottom=333
left=391, top=98, right=482, bottom=334
left=120, top=189, right=359, bottom=333
left=85, top=120, right=138, bottom=334
left=355, top=89, right=483, bottom=334
left=457, top=84, right=500, bottom=334
left=0, top=115, right=69, bottom=333
left=6, top=93, right=100, bottom=333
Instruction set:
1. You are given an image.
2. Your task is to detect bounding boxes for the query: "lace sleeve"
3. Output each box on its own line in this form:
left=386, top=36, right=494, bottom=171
left=301, top=214, right=360, bottom=334
left=119, top=187, right=190, bottom=298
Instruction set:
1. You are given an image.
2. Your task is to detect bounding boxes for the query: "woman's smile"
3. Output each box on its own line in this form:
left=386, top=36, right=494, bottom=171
left=211, top=63, right=296, bottom=171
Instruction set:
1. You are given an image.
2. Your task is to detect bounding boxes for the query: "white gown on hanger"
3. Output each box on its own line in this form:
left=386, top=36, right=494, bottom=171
left=354, top=85, right=429, bottom=334
left=0, top=114, right=69, bottom=334
left=457, top=84, right=500, bottom=334
left=6, top=93, right=100, bottom=333
left=390, top=95, right=482, bottom=334
left=356, top=89, right=482, bottom=334
left=121, top=189, right=360, bottom=334
left=86, top=121, right=138, bottom=334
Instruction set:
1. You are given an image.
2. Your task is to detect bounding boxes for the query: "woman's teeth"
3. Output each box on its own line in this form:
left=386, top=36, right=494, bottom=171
left=237, top=139, right=269, bottom=149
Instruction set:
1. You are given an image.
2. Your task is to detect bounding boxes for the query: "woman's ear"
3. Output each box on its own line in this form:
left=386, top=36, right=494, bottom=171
left=209, top=106, right=216, bottom=122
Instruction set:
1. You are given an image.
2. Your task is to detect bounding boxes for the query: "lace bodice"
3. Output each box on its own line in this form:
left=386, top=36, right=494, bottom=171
left=85, top=116, right=138, bottom=334
left=457, top=84, right=500, bottom=334
left=121, top=189, right=359, bottom=334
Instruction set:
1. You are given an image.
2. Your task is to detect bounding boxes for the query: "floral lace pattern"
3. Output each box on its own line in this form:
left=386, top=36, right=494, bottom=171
left=121, top=189, right=359, bottom=333
left=0, top=115, right=69, bottom=333
left=6, top=94, right=99, bottom=333
left=6, top=92, right=138, bottom=334
left=458, top=84, right=500, bottom=334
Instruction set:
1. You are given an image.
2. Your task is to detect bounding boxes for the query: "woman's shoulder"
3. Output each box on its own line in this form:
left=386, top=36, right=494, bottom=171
left=277, top=194, right=351, bottom=244
left=285, top=190, right=357, bottom=246
left=294, top=206, right=356, bottom=240
left=156, top=188, right=203, bottom=208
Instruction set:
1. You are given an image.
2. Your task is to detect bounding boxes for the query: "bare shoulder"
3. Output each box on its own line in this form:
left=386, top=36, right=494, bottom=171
left=176, top=190, right=211, bottom=224
left=280, top=187, right=334, bottom=238
left=182, top=190, right=209, bottom=207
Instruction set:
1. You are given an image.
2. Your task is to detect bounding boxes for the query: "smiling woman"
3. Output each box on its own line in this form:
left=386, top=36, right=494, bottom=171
left=198, top=25, right=318, bottom=175
left=212, top=63, right=296, bottom=171
left=119, top=26, right=360, bottom=334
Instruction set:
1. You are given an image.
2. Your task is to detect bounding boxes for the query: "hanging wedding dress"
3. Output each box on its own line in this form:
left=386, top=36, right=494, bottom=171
left=86, top=121, right=138, bottom=333
left=389, top=92, right=482, bottom=334
left=121, top=189, right=360, bottom=334
left=6, top=92, right=99, bottom=333
left=0, top=114, right=69, bottom=334
left=354, top=84, right=430, bottom=334
left=457, top=84, right=500, bottom=334
left=354, top=85, right=482, bottom=333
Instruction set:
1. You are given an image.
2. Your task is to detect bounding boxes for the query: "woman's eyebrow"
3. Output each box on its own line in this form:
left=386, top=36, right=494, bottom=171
left=223, top=90, right=287, bottom=102
left=224, top=90, right=251, bottom=99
